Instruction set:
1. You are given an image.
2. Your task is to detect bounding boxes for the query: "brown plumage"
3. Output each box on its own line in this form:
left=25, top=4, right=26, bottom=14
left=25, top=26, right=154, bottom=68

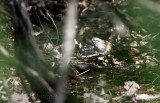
left=91, top=37, right=112, bottom=55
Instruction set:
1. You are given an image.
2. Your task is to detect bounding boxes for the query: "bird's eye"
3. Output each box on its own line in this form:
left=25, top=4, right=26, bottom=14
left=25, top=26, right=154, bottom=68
left=95, top=40, right=99, bottom=42
left=93, top=40, right=98, bottom=42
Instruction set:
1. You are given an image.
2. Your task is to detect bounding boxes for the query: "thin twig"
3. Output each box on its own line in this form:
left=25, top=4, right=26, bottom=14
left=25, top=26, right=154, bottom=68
left=44, top=7, right=59, bottom=44
left=76, top=69, right=90, bottom=76
left=152, top=73, right=159, bottom=84
left=35, top=7, right=54, bottom=46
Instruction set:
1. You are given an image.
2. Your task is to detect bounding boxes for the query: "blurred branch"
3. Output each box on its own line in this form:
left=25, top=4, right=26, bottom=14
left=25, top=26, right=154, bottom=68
left=137, top=0, right=160, bottom=13
left=9, top=0, right=56, bottom=102
left=55, top=0, right=78, bottom=103
left=61, top=0, right=78, bottom=74
left=0, top=5, right=10, bottom=17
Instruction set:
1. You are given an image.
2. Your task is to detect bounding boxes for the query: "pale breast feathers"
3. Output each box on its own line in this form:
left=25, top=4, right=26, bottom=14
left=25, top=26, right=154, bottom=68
left=91, top=37, right=112, bottom=55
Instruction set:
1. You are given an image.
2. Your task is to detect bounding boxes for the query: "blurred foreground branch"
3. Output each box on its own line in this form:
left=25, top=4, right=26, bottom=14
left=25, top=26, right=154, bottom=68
left=137, top=0, right=160, bottom=13
left=9, top=0, right=56, bottom=102
left=55, top=0, right=78, bottom=103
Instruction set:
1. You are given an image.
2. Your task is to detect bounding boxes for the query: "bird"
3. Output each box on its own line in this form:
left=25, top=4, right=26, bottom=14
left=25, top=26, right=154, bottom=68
left=91, top=37, right=112, bottom=55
